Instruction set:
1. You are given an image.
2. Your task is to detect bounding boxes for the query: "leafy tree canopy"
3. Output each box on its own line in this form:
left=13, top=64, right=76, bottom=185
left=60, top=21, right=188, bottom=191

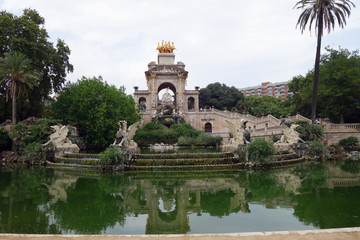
left=288, top=47, right=360, bottom=123
left=52, top=76, right=139, bottom=149
left=0, top=9, right=73, bottom=122
left=199, top=82, right=244, bottom=110
left=236, top=95, right=291, bottom=118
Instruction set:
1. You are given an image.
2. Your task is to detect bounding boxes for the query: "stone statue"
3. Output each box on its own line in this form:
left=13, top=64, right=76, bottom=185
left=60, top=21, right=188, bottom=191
left=161, top=88, right=173, bottom=107
left=43, top=125, right=80, bottom=157
left=277, top=124, right=305, bottom=145
left=112, top=120, right=142, bottom=148
left=221, top=119, right=251, bottom=153
left=227, top=119, right=251, bottom=145
left=112, top=121, right=127, bottom=146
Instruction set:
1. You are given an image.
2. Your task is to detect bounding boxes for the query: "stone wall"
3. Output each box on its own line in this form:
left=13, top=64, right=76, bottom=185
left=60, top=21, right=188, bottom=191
left=324, top=123, right=360, bottom=146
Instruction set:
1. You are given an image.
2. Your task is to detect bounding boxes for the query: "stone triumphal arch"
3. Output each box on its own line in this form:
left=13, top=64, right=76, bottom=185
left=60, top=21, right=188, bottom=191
left=134, top=42, right=298, bottom=140
left=134, top=41, right=199, bottom=124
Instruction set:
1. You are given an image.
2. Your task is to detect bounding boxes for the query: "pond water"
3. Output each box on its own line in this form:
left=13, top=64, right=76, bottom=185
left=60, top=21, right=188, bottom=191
left=1, top=160, right=360, bottom=235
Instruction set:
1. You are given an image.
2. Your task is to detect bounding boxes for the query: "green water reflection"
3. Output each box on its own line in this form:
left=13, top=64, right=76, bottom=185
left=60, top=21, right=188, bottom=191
left=1, top=160, right=360, bottom=234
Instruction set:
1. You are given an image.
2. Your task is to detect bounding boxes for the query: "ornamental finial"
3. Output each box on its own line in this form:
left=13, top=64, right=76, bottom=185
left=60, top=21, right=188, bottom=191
left=156, top=41, right=176, bottom=53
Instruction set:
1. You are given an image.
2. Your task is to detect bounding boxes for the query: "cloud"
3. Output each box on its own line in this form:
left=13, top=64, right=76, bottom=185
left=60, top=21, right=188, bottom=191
left=1, top=0, right=359, bottom=94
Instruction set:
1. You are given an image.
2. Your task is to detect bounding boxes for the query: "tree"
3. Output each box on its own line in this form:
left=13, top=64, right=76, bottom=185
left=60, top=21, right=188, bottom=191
left=52, top=76, right=139, bottom=149
left=236, top=95, right=291, bottom=118
left=0, top=9, right=73, bottom=122
left=0, top=51, right=39, bottom=124
left=288, top=47, right=360, bottom=123
left=199, top=82, right=244, bottom=110
left=294, top=0, right=355, bottom=123
left=318, top=47, right=360, bottom=123
left=287, top=75, right=313, bottom=117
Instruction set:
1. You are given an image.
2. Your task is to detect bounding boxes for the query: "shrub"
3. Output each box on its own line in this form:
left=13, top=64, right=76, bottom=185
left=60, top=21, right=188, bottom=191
left=133, top=122, right=221, bottom=146
left=170, top=123, right=201, bottom=138
left=99, top=147, right=124, bottom=166
left=307, top=140, right=328, bottom=158
left=246, top=138, right=275, bottom=163
left=0, top=129, right=11, bottom=151
left=23, top=142, right=45, bottom=164
left=10, top=119, right=58, bottom=153
left=142, top=122, right=164, bottom=131
left=339, top=136, right=359, bottom=152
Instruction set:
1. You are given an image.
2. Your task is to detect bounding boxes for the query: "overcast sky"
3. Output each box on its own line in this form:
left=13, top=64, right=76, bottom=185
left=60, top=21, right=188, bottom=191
left=1, top=0, right=359, bottom=94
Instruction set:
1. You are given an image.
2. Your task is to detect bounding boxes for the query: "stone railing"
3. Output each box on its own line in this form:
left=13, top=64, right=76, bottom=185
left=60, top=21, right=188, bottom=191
left=325, top=123, right=360, bottom=130
left=286, top=114, right=311, bottom=123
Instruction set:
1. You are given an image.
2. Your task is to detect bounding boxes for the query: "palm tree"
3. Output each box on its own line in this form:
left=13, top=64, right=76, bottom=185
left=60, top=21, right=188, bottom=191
left=0, top=51, right=40, bottom=125
left=294, top=0, right=355, bottom=123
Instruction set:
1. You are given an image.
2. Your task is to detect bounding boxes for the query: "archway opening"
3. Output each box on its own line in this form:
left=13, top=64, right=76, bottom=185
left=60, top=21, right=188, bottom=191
left=157, top=82, right=176, bottom=108
left=205, top=122, right=212, bottom=133
left=139, top=97, right=146, bottom=111
left=188, top=97, right=195, bottom=112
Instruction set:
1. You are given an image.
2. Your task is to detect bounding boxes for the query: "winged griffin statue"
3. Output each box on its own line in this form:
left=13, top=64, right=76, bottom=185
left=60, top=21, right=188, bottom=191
left=43, top=125, right=80, bottom=157
left=112, top=120, right=142, bottom=148
left=226, top=119, right=251, bottom=145
left=277, top=124, right=305, bottom=145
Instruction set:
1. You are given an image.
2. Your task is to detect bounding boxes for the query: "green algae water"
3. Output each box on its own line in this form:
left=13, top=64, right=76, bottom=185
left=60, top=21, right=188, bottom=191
left=1, top=160, right=360, bottom=234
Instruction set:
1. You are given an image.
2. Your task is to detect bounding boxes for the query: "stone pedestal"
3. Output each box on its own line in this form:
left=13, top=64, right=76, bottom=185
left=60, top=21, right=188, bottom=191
left=274, top=143, right=294, bottom=152
left=158, top=53, right=175, bottom=64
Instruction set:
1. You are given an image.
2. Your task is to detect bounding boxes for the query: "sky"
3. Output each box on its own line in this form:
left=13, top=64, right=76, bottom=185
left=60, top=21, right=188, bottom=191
left=1, top=0, right=359, bottom=94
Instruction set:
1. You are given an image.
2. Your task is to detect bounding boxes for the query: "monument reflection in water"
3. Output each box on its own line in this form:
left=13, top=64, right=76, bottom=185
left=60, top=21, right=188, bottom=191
left=1, top=160, right=360, bottom=234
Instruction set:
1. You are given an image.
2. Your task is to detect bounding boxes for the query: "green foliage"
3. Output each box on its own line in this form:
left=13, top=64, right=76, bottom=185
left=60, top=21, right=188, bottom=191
left=177, top=133, right=222, bottom=146
left=271, top=134, right=281, bottom=143
left=339, top=136, right=359, bottom=152
left=341, top=159, right=360, bottom=174
left=288, top=47, right=360, bottom=123
left=199, top=82, right=244, bottom=110
left=246, top=138, right=275, bottom=163
left=133, top=122, right=221, bottom=146
left=0, top=128, right=11, bottom=151
left=0, top=9, right=73, bottom=122
left=307, top=140, right=328, bottom=158
left=170, top=123, right=201, bottom=138
left=294, top=162, right=327, bottom=193
left=99, top=147, right=124, bottom=166
left=236, top=95, right=291, bottom=118
left=52, top=76, right=139, bottom=149
left=23, top=142, right=45, bottom=164
left=134, top=122, right=178, bottom=145
left=10, top=118, right=58, bottom=153
left=0, top=51, right=40, bottom=124
left=142, top=122, right=164, bottom=131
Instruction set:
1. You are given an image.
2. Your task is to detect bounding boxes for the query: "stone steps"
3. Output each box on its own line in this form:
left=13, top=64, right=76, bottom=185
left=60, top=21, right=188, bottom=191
left=273, top=153, right=299, bottom=161
left=129, top=152, right=239, bottom=170
left=47, top=161, right=100, bottom=170
left=50, top=153, right=100, bottom=169
left=135, top=152, right=233, bottom=159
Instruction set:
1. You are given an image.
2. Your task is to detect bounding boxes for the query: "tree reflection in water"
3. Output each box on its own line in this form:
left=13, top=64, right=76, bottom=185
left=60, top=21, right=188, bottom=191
left=0, top=160, right=360, bottom=234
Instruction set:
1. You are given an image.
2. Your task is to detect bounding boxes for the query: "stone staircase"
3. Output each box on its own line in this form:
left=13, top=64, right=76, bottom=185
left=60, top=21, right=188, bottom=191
left=46, top=151, right=304, bottom=171
left=128, top=152, right=241, bottom=170
left=270, top=151, right=305, bottom=166
left=47, top=153, right=100, bottom=169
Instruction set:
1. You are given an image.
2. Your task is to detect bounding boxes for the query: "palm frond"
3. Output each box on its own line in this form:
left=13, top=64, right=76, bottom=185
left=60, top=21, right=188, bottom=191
left=295, top=0, right=355, bottom=35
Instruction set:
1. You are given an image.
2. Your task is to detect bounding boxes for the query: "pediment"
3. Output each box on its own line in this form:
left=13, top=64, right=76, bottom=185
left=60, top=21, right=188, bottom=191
left=146, top=66, right=188, bottom=74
